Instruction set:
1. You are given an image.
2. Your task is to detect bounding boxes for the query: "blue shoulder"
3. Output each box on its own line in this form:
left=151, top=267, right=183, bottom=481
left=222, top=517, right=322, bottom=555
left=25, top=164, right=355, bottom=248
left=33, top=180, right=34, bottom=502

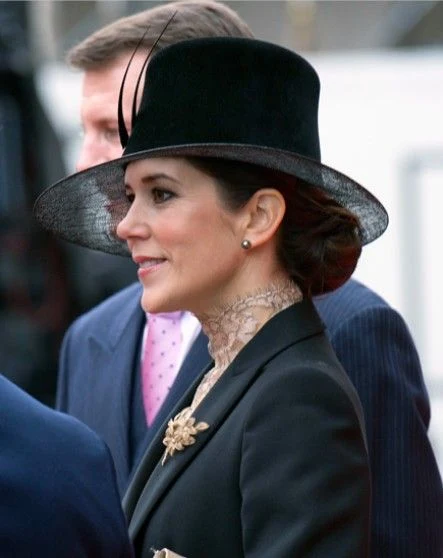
left=0, top=374, right=104, bottom=455
left=69, top=282, right=142, bottom=331
left=314, top=278, right=391, bottom=332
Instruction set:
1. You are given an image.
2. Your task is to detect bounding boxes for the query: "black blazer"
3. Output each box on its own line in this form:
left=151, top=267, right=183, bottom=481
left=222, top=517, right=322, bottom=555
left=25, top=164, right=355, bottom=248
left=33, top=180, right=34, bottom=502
left=124, top=300, right=371, bottom=557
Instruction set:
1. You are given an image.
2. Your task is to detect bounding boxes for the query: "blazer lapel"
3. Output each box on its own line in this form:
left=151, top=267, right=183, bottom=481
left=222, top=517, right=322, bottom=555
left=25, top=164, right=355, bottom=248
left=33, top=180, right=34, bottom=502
left=125, top=299, right=325, bottom=539
left=89, top=285, right=145, bottom=493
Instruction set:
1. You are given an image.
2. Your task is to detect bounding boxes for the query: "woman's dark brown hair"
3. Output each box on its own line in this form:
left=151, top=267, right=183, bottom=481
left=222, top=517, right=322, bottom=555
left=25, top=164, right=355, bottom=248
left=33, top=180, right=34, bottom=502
left=187, top=157, right=362, bottom=297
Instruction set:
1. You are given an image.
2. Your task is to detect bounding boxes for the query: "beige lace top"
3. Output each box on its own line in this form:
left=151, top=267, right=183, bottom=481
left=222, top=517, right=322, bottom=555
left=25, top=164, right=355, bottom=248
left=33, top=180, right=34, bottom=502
left=192, top=279, right=303, bottom=409
left=161, top=279, right=303, bottom=465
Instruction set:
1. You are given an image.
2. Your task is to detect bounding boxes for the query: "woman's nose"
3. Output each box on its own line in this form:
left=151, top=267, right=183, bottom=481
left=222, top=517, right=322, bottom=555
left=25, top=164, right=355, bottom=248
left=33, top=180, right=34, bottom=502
left=116, top=199, right=150, bottom=242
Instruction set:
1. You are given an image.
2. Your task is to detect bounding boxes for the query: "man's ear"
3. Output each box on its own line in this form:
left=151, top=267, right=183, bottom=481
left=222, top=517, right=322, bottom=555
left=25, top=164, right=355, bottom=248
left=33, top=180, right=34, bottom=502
left=242, top=188, right=286, bottom=247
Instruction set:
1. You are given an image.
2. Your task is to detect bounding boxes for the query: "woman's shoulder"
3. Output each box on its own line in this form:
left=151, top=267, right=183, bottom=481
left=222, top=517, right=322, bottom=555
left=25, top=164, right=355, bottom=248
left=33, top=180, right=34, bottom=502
left=246, top=333, right=366, bottom=436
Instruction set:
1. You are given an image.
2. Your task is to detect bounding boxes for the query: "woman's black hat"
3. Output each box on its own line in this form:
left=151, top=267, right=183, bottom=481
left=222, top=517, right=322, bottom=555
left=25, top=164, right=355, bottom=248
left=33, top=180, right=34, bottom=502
left=34, top=37, right=388, bottom=256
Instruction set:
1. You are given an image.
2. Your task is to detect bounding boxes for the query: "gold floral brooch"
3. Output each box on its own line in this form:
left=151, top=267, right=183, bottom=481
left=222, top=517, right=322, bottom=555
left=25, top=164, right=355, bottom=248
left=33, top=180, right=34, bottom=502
left=162, top=407, right=209, bottom=465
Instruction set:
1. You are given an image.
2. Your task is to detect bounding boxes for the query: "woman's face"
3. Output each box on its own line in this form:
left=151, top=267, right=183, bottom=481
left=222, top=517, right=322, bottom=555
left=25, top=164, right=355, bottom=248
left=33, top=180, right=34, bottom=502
left=117, top=157, right=250, bottom=315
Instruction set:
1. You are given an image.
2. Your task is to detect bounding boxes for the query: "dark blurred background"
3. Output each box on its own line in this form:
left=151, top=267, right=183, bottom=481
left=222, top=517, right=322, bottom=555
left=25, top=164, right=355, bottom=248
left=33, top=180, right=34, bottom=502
left=0, top=1, right=72, bottom=403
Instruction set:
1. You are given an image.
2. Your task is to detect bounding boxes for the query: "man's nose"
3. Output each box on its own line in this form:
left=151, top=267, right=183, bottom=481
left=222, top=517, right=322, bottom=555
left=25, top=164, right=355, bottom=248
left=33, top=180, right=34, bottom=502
left=76, top=138, right=107, bottom=172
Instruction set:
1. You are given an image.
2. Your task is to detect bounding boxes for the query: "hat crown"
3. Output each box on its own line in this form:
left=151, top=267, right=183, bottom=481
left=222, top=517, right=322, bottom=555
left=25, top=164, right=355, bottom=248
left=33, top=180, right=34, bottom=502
left=125, top=37, right=321, bottom=161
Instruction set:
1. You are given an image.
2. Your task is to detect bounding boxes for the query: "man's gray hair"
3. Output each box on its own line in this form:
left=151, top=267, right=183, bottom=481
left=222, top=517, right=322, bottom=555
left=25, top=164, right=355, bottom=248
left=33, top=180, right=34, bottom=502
left=67, top=0, right=254, bottom=69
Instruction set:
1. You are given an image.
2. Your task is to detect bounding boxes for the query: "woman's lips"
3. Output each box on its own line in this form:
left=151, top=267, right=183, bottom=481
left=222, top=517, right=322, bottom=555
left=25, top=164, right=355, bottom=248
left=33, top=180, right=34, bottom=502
left=136, top=257, right=166, bottom=278
left=138, top=258, right=165, bottom=268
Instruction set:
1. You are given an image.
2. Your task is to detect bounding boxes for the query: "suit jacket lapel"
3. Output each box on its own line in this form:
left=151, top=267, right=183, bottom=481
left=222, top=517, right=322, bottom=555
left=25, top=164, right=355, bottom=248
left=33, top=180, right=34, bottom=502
left=125, top=299, right=325, bottom=539
left=89, top=285, right=145, bottom=493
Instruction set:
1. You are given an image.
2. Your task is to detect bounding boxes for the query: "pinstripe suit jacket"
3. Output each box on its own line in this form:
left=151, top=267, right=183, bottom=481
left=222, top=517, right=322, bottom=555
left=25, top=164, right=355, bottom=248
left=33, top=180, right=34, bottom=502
left=57, top=278, right=442, bottom=556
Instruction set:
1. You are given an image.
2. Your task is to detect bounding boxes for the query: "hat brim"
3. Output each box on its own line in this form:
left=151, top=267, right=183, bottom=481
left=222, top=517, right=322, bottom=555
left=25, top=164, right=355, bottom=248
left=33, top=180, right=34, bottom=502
left=34, top=143, right=388, bottom=257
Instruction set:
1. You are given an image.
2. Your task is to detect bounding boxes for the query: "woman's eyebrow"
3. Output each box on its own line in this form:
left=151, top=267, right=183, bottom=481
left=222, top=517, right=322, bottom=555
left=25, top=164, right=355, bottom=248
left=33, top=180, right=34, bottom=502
left=140, top=172, right=181, bottom=185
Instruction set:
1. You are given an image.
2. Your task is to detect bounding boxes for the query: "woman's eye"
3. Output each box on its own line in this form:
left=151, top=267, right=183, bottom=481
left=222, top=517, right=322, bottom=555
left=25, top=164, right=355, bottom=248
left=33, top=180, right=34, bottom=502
left=152, top=188, right=174, bottom=203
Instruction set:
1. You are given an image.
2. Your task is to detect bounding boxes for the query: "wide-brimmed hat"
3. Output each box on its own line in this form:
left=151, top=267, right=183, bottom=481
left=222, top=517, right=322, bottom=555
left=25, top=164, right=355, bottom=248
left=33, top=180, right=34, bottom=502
left=34, top=37, right=388, bottom=256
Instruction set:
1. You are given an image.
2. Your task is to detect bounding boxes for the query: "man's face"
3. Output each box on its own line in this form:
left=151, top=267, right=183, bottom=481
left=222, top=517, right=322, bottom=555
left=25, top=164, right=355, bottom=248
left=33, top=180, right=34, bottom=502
left=76, top=51, right=147, bottom=171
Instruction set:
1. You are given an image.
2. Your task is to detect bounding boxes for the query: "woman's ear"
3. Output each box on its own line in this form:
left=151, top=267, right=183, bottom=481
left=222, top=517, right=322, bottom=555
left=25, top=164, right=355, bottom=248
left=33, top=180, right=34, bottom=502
left=242, top=188, right=286, bottom=247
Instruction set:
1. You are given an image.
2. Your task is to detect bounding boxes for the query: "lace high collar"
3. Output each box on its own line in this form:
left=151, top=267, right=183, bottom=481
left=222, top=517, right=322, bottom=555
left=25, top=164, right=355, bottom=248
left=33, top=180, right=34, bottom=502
left=199, top=279, right=302, bottom=378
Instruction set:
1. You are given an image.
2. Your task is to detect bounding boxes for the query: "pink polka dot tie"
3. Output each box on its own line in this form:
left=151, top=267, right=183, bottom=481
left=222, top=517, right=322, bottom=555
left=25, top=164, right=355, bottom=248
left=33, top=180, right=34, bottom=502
left=142, top=312, right=182, bottom=425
